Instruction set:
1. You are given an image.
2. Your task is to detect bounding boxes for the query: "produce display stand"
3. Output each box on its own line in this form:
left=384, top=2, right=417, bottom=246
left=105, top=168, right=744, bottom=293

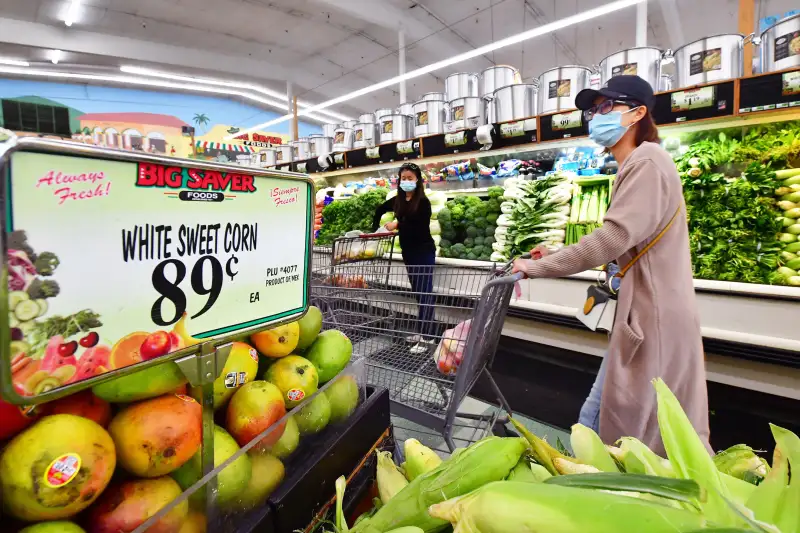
left=0, top=133, right=387, bottom=533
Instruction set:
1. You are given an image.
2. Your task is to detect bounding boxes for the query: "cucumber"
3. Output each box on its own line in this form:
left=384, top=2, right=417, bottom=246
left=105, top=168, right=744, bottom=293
left=14, top=300, right=41, bottom=322
left=18, top=321, right=35, bottom=335
left=786, top=257, right=800, bottom=271
left=9, top=314, right=19, bottom=328
left=35, top=299, right=48, bottom=316
left=9, top=291, right=29, bottom=311
left=787, top=242, right=800, bottom=253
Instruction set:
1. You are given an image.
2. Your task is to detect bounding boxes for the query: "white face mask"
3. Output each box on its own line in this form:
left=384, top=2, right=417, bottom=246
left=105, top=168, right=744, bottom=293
left=399, top=181, right=417, bottom=192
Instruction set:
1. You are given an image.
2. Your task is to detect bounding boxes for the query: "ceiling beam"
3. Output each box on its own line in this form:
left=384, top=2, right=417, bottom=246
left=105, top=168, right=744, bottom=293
left=522, top=0, right=583, bottom=66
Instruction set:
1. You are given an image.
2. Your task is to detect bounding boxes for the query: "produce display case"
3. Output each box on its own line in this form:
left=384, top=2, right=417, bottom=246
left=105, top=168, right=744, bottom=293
left=0, top=134, right=390, bottom=533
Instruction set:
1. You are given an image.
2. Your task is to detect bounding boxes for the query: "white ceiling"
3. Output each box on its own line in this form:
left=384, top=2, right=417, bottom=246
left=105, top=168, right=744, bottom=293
left=0, top=0, right=796, bottom=122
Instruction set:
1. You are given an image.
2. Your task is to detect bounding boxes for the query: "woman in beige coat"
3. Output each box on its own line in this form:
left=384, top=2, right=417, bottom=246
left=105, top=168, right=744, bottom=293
left=512, top=75, right=711, bottom=454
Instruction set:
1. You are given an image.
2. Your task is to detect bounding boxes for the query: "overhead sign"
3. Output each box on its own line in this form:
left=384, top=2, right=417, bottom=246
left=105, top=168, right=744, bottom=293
left=3, top=141, right=312, bottom=402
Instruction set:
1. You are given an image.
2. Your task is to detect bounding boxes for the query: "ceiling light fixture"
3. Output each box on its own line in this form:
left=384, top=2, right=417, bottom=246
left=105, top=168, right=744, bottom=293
left=119, top=65, right=353, bottom=123
left=0, top=58, right=30, bottom=67
left=0, top=65, right=332, bottom=123
left=50, top=50, right=62, bottom=65
left=64, top=0, right=80, bottom=27
left=228, top=0, right=646, bottom=139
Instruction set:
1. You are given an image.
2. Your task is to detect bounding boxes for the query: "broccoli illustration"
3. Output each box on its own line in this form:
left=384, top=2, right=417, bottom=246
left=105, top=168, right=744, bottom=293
left=34, top=251, right=60, bottom=276
left=7, top=230, right=36, bottom=261
left=27, top=278, right=60, bottom=299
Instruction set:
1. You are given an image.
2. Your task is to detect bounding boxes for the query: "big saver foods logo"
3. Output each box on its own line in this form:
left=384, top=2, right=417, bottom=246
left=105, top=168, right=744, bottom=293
left=136, top=163, right=256, bottom=203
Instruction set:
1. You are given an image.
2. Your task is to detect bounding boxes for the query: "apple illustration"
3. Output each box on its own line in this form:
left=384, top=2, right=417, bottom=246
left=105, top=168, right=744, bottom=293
left=140, top=331, right=186, bottom=361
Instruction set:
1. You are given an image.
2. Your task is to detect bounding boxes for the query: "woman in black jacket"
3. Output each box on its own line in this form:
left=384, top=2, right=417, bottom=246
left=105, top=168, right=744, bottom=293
left=373, top=163, right=436, bottom=353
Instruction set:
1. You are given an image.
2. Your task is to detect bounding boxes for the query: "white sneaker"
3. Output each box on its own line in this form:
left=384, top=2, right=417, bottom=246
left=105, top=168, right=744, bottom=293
left=409, top=341, right=434, bottom=354
left=405, top=334, right=422, bottom=343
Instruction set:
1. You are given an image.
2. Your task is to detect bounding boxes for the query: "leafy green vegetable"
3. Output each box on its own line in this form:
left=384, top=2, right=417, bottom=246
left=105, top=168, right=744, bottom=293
left=317, top=189, right=388, bottom=244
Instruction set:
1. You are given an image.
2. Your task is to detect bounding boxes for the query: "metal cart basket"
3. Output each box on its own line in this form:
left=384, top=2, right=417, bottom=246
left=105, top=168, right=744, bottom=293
left=311, top=233, right=521, bottom=450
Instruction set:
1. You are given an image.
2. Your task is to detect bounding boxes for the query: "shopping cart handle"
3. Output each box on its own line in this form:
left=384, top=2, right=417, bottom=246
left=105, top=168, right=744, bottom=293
left=520, top=253, right=532, bottom=259
left=358, top=231, right=394, bottom=238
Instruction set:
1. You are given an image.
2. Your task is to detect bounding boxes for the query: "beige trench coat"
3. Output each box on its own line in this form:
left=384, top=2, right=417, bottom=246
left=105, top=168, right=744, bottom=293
left=519, top=142, right=711, bottom=454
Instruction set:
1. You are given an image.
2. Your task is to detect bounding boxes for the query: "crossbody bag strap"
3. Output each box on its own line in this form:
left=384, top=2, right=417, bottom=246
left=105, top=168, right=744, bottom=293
left=616, top=205, right=682, bottom=279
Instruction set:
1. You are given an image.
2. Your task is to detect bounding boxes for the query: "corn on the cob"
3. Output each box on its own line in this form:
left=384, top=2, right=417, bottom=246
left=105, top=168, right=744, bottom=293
left=553, top=457, right=600, bottom=475
left=506, top=459, right=539, bottom=483
left=654, top=378, right=739, bottom=527
left=403, top=439, right=443, bottom=482
left=571, top=423, right=620, bottom=472
left=385, top=528, right=424, bottom=533
left=428, top=481, right=708, bottom=533
left=509, top=417, right=566, bottom=476
left=377, top=450, right=409, bottom=503
left=350, top=437, right=527, bottom=533
left=618, top=437, right=675, bottom=477
left=713, top=444, right=770, bottom=483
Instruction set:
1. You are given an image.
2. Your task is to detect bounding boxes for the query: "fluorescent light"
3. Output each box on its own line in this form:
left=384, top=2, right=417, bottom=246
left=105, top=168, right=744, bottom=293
left=119, top=65, right=352, bottom=123
left=64, top=0, right=80, bottom=27
left=0, top=58, right=29, bottom=67
left=50, top=50, right=62, bottom=65
left=0, top=65, right=332, bottom=124
left=228, top=0, right=645, bottom=139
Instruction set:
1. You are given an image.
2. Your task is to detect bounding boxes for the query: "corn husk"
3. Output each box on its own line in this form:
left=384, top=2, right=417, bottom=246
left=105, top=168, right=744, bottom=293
left=553, top=457, right=600, bottom=475
left=403, top=439, right=442, bottom=482
left=428, top=481, right=707, bottom=533
left=509, top=417, right=566, bottom=476
left=376, top=450, right=408, bottom=503
left=571, top=423, right=620, bottom=472
left=506, top=459, right=539, bottom=483
left=713, top=444, right=770, bottom=484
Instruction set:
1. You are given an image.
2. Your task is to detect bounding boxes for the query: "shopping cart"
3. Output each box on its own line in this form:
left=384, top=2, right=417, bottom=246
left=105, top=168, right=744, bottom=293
left=311, top=233, right=523, bottom=451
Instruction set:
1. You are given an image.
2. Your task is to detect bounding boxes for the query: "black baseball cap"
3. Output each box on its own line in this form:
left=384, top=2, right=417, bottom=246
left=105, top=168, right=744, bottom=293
left=575, top=75, right=656, bottom=112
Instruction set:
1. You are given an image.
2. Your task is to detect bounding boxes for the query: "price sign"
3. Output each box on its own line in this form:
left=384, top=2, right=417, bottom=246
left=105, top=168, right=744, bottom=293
left=2, top=142, right=312, bottom=402
left=783, top=71, right=800, bottom=97
left=499, top=121, right=525, bottom=138
left=396, top=140, right=414, bottom=154
left=333, top=153, right=344, bottom=165
left=444, top=132, right=467, bottom=147
left=551, top=110, right=582, bottom=131
left=671, top=86, right=715, bottom=112
left=365, top=147, right=380, bottom=159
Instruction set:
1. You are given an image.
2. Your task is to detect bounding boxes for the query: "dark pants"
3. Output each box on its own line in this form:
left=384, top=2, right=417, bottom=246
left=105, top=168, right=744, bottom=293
left=403, top=248, right=436, bottom=336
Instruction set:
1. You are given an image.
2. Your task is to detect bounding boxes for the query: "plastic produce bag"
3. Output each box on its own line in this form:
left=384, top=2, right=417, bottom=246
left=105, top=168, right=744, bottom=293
left=434, top=319, right=471, bottom=375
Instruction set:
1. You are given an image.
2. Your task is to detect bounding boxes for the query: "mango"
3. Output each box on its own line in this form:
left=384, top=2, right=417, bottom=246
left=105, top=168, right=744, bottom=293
left=226, top=381, right=286, bottom=449
left=326, top=375, right=360, bottom=424
left=178, top=511, right=207, bottom=533
left=46, top=389, right=112, bottom=428
left=92, top=361, right=187, bottom=403
left=251, top=322, right=300, bottom=358
left=109, top=394, right=202, bottom=477
left=295, top=393, right=331, bottom=436
left=268, top=415, right=300, bottom=459
left=190, top=342, right=258, bottom=410
left=171, top=425, right=251, bottom=507
left=0, top=414, right=116, bottom=521
left=264, top=355, right=319, bottom=409
left=20, top=521, right=86, bottom=533
left=305, top=330, right=353, bottom=383
left=296, top=306, right=323, bottom=351
left=226, top=452, right=284, bottom=511
left=87, top=476, right=187, bottom=533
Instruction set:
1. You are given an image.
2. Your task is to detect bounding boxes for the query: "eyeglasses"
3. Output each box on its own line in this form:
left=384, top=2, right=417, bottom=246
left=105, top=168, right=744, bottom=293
left=583, top=99, right=638, bottom=121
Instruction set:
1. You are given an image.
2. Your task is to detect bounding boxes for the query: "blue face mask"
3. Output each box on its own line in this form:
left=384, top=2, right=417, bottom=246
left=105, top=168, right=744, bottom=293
left=588, top=107, right=640, bottom=148
left=399, top=181, right=417, bottom=192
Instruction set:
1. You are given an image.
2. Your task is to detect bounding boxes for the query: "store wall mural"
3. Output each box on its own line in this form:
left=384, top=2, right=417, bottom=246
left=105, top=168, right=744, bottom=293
left=0, top=79, right=322, bottom=163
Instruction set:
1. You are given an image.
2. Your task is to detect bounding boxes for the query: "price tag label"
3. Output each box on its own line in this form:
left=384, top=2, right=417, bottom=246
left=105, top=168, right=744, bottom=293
left=365, top=147, right=380, bottom=159
left=551, top=110, right=582, bottom=131
left=671, top=86, right=715, bottom=112
left=3, top=147, right=311, bottom=401
left=444, top=131, right=467, bottom=147
left=782, top=71, right=800, bottom=97
left=333, top=153, right=344, bottom=164
left=396, top=141, right=414, bottom=154
left=499, top=121, right=525, bottom=138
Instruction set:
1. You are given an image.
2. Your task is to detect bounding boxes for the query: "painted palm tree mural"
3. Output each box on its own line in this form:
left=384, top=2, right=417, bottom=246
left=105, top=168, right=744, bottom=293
left=193, top=113, right=211, bottom=134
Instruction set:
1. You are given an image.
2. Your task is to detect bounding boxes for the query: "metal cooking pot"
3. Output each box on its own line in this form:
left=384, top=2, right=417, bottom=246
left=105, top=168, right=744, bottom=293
left=310, top=136, right=333, bottom=157
left=378, top=114, right=413, bottom=143
left=374, top=108, right=393, bottom=120
left=352, top=122, right=377, bottom=148
left=447, top=96, right=485, bottom=130
left=290, top=138, right=311, bottom=161
left=481, top=65, right=519, bottom=98
left=419, top=92, right=446, bottom=102
left=599, top=47, right=665, bottom=92
left=672, top=34, right=746, bottom=89
left=537, top=65, right=593, bottom=114
left=760, top=13, right=800, bottom=73
left=445, top=72, right=480, bottom=101
left=257, top=149, right=277, bottom=168
left=412, top=99, right=447, bottom=136
left=322, top=124, right=340, bottom=138
left=396, top=102, right=414, bottom=116
left=332, top=127, right=354, bottom=152
left=358, top=113, right=376, bottom=124
left=493, top=83, right=539, bottom=123
left=275, top=144, right=294, bottom=163
left=342, top=119, right=358, bottom=129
